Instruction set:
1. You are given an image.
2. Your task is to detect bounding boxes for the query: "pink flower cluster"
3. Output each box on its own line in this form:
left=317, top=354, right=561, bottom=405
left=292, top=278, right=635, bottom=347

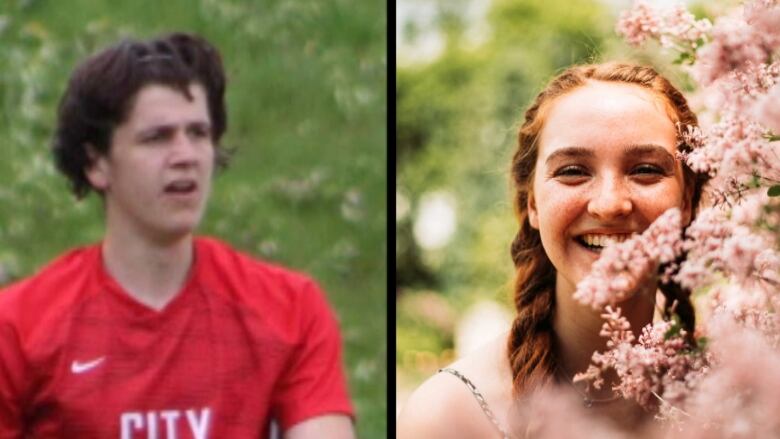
left=514, top=321, right=780, bottom=438
left=707, top=283, right=780, bottom=348
left=676, top=318, right=780, bottom=438
left=660, top=4, right=712, bottom=51
left=615, top=1, right=662, bottom=47
left=676, top=192, right=779, bottom=292
left=754, top=82, right=780, bottom=133
left=616, top=1, right=710, bottom=50
left=691, top=16, right=771, bottom=86
left=681, top=113, right=779, bottom=201
left=693, top=60, right=780, bottom=120
left=573, top=208, right=683, bottom=310
left=572, top=305, right=707, bottom=414
left=553, top=1, right=780, bottom=436
left=744, top=0, right=780, bottom=49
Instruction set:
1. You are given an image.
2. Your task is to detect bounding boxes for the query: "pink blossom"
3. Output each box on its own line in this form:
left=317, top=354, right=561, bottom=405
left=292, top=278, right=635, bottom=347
left=691, top=16, right=771, bottom=86
left=707, top=61, right=780, bottom=114
left=659, top=4, right=711, bottom=50
left=574, top=306, right=706, bottom=411
left=556, top=2, right=780, bottom=436
left=574, top=208, right=683, bottom=310
left=675, top=191, right=779, bottom=293
left=616, top=1, right=663, bottom=47
left=722, top=226, right=769, bottom=282
left=754, top=82, right=780, bottom=133
left=730, top=188, right=772, bottom=225
left=744, top=0, right=780, bottom=50
left=524, top=318, right=780, bottom=438
left=754, top=248, right=780, bottom=288
left=674, top=211, right=732, bottom=288
left=681, top=112, right=780, bottom=200
left=678, top=319, right=780, bottom=438
left=616, top=1, right=710, bottom=50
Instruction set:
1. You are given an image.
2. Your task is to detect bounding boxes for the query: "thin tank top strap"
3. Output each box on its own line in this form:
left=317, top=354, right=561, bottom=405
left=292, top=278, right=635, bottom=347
left=438, top=368, right=513, bottom=439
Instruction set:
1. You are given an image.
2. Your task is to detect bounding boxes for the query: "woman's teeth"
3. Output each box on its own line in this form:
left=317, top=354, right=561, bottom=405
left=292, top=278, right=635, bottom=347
left=579, top=234, right=631, bottom=249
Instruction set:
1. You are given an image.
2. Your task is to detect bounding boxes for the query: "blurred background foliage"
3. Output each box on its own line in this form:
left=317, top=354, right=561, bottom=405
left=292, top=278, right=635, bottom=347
left=0, top=0, right=386, bottom=436
left=395, top=0, right=713, bottom=413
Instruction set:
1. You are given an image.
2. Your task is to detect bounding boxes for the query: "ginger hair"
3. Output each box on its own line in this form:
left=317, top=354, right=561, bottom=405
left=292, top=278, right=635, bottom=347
left=507, top=62, right=707, bottom=394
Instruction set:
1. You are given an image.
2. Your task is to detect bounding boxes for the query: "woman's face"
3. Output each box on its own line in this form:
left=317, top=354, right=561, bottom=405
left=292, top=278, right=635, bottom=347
left=529, top=80, right=692, bottom=296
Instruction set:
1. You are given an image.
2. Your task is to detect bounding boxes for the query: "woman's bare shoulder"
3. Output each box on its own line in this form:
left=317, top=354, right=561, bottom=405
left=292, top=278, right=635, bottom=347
left=396, top=370, right=486, bottom=438
left=396, top=333, right=514, bottom=439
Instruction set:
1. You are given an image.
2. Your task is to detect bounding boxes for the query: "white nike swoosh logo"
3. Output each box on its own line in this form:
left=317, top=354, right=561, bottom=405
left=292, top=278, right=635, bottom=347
left=71, top=357, right=105, bottom=374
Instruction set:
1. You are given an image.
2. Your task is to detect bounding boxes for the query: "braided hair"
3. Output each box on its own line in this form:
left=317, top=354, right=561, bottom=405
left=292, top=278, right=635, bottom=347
left=506, top=62, right=708, bottom=394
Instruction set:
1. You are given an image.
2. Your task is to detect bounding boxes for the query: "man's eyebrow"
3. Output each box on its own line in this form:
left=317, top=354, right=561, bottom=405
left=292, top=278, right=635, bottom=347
left=189, top=120, right=212, bottom=129
left=135, top=120, right=211, bottom=134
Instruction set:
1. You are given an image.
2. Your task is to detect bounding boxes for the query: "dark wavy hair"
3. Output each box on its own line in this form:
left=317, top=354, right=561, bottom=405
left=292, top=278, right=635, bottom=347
left=506, top=62, right=709, bottom=395
left=52, top=32, right=230, bottom=199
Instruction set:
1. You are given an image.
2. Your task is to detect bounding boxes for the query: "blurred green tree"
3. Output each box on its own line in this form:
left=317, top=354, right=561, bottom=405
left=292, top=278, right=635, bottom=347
left=397, top=0, right=611, bottom=301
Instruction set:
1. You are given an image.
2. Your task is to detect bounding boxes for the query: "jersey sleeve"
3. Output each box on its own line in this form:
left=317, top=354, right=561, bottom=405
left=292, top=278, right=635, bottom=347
left=0, top=316, right=28, bottom=439
left=270, top=280, right=354, bottom=431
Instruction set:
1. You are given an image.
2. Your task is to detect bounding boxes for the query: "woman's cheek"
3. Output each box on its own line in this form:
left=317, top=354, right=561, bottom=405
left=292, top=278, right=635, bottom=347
left=538, top=189, right=586, bottom=224
left=632, top=181, right=685, bottom=212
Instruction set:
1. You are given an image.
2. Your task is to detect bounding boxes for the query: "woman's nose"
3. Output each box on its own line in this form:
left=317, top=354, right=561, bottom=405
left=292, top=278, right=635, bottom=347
left=587, top=175, right=632, bottom=219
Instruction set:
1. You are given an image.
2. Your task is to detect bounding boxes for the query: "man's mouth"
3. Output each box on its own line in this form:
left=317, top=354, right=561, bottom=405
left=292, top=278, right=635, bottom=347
left=164, top=180, right=198, bottom=196
left=574, top=233, right=633, bottom=253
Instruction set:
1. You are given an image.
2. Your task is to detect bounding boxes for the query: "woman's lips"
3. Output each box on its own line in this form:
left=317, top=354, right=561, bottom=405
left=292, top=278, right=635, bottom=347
left=574, top=233, right=635, bottom=253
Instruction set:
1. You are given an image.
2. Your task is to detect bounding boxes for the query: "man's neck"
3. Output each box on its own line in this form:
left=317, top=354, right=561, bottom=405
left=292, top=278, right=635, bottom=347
left=102, top=227, right=195, bottom=311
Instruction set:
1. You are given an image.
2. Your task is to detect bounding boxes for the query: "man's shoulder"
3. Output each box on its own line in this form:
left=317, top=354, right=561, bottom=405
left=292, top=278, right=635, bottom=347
left=0, top=244, right=99, bottom=332
left=196, top=236, right=325, bottom=308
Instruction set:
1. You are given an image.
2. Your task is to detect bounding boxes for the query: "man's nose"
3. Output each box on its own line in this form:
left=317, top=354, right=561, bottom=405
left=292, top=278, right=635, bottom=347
left=169, top=131, right=199, bottom=167
left=587, top=175, right=632, bottom=219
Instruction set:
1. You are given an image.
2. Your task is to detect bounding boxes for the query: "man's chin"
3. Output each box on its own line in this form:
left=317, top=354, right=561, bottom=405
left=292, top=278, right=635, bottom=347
left=151, top=220, right=201, bottom=245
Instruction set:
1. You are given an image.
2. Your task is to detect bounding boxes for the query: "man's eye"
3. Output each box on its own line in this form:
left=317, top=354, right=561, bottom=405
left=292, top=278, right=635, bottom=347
left=141, top=132, right=164, bottom=143
left=189, top=126, right=211, bottom=139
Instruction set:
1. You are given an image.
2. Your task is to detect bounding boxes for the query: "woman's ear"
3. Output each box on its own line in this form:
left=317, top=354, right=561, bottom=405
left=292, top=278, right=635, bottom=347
left=527, top=193, right=539, bottom=229
left=84, top=144, right=110, bottom=191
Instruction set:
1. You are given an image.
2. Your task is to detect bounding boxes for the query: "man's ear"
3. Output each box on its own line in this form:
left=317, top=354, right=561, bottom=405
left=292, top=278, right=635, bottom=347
left=84, top=144, right=109, bottom=191
left=527, top=192, right=539, bottom=229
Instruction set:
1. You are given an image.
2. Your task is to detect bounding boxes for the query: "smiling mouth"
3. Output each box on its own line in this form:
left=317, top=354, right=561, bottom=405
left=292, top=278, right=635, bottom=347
left=574, top=234, right=632, bottom=253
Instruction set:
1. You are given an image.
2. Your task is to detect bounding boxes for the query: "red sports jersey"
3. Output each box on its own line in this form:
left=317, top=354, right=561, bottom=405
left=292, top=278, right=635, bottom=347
left=0, top=237, right=354, bottom=438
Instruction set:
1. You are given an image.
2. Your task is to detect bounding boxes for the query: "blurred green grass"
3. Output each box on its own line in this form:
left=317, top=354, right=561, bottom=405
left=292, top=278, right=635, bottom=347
left=0, top=0, right=386, bottom=436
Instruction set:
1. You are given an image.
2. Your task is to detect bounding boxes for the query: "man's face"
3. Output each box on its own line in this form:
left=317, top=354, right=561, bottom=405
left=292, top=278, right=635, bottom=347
left=86, top=82, right=215, bottom=244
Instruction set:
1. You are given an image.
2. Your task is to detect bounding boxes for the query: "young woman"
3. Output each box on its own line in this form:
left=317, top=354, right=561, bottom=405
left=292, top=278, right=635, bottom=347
left=397, top=62, right=707, bottom=438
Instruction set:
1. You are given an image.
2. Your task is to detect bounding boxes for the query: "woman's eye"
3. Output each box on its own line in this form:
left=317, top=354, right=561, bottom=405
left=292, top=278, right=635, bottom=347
left=631, top=164, right=665, bottom=175
left=554, top=165, right=588, bottom=177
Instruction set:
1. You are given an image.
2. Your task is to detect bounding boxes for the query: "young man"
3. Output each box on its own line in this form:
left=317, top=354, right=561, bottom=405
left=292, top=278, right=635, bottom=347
left=0, top=33, right=355, bottom=439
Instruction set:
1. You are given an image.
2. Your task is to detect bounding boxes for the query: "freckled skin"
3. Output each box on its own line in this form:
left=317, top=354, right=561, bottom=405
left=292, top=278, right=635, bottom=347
left=528, top=81, right=692, bottom=299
